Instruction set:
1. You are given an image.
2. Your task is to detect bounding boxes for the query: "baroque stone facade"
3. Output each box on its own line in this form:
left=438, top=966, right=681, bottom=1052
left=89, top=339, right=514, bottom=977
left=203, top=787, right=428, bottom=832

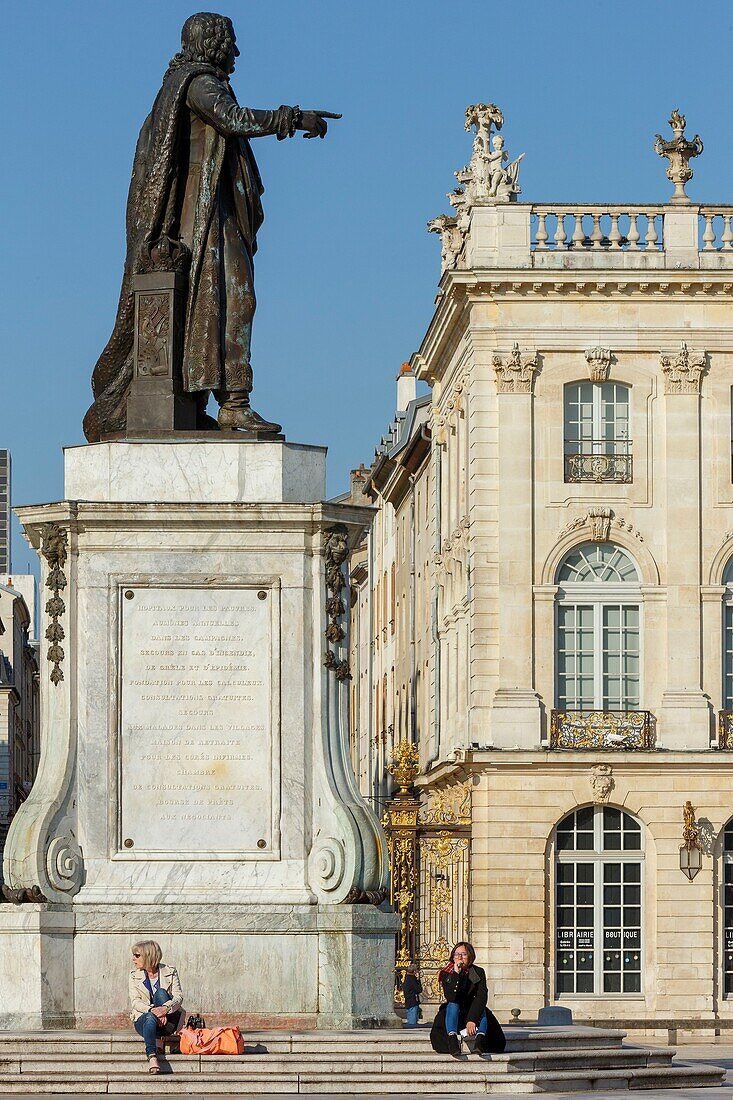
left=348, top=106, right=733, bottom=1027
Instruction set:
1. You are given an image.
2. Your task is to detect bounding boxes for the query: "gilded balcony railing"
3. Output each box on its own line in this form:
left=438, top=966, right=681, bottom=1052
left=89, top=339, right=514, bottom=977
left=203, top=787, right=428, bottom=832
left=564, top=442, right=633, bottom=484
left=718, top=711, right=733, bottom=749
left=550, top=710, right=654, bottom=750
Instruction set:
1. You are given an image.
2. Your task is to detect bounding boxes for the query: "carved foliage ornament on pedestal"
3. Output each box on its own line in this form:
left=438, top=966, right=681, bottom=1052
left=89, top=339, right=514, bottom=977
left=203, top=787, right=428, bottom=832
left=493, top=343, right=539, bottom=394
left=660, top=342, right=707, bottom=394
left=40, top=523, right=68, bottom=685
left=323, top=524, right=351, bottom=681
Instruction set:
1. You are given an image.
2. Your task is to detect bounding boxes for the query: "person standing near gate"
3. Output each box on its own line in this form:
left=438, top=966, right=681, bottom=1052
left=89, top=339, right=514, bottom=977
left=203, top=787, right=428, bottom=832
left=402, top=965, right=423, bottom=1028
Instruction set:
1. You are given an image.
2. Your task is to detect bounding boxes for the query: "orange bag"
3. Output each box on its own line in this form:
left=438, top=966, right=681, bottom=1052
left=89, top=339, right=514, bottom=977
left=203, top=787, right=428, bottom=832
left=179, top=1026, right=245, bottom=1055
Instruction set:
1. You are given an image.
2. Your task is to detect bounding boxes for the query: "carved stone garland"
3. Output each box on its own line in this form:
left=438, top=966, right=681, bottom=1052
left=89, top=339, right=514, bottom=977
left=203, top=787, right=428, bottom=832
left=323, top=524, right=351, bottom=681
left=40, top=523, right=68, bottom=685
left=493, top=343, right=539, bottom=394
left=559, top=509, right=644, bottom=544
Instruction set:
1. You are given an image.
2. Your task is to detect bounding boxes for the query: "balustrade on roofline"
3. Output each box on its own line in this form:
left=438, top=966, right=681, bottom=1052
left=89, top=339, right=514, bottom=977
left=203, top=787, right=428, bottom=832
left=527, top=204, right=733, bottom=255
left=531, top=207, right=664, bottom=253
left=700, top=207, right=733, bottom=251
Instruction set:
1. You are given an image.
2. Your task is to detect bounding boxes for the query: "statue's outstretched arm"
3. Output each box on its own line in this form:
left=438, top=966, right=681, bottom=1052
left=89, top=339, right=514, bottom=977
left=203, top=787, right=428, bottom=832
left=188, top=74, right=298, bottom=139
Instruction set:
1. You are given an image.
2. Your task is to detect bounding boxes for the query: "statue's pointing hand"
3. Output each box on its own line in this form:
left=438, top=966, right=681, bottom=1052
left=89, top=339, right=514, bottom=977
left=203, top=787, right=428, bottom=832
left=297, top=110, right=342, bottom=139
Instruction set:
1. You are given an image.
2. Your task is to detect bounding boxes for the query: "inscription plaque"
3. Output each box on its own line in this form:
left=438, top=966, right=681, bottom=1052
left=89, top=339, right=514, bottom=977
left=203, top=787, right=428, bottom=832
left=119, top=585, right=275, bottom=858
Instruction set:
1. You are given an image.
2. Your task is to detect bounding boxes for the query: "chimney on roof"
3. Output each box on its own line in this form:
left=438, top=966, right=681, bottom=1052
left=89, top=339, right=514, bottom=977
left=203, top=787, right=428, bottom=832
left=396, top=362, right=417, bottom=414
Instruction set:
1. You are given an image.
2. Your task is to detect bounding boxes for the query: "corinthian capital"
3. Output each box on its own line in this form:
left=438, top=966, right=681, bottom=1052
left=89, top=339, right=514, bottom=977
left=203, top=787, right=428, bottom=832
left=659, top=342, right=707, bottom=394
left=492, top=343, right=539, bottom=394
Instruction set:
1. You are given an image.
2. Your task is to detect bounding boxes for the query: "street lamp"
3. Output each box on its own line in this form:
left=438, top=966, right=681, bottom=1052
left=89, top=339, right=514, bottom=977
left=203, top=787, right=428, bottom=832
left=679, top=800, right=703, bottom=882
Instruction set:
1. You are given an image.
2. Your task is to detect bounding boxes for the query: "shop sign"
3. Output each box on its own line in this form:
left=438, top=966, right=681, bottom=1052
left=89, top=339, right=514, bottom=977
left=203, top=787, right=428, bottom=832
left=557, top=928, right=594, bottom=949
left=604, top=928, right=641, bottom=950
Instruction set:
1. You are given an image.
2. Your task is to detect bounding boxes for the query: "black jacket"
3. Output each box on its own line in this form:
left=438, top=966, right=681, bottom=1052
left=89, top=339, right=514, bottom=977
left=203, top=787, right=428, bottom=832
left=402, top=973, right=422, bottom=1009
left=430, top=964, right=506, bottom=1055
left=440, top=965, right=488, bottom=1023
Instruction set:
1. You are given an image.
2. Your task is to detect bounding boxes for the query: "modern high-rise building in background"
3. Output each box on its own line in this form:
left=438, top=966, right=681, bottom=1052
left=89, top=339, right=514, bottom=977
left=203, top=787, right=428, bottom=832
left=0, top=450, right=10, bottom=573
left=0, top=450, right=40, bottom=883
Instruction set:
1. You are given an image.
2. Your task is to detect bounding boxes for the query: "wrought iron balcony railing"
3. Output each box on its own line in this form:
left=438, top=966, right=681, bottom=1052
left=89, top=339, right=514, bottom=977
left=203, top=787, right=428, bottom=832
left=564, top=443, right=633, bottom=484
left=550, top=709, right=654, bottom=750
left=718, top=711, right=733, bottom=749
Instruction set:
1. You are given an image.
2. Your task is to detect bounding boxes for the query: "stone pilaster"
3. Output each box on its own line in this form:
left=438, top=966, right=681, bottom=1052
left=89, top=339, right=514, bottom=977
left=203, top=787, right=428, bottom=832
left=658, top=345, right=712, bottom=748
left=489, top=346, right=542, bottom=748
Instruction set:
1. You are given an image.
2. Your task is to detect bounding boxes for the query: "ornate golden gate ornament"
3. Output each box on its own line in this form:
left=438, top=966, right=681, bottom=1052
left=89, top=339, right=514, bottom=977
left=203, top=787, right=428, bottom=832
left=384, top=742, right=420, bottom=1002
left=384, top=742, right=472, bottom=1004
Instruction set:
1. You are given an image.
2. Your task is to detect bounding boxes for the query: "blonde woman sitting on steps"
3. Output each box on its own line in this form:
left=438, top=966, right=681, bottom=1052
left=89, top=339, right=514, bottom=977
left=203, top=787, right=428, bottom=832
left=129, top=940, right=185, bottom=1074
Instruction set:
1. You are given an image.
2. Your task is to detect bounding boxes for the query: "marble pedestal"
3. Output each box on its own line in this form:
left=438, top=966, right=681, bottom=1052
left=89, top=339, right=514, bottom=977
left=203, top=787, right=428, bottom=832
left=1, top=440, right=397, bottom=1029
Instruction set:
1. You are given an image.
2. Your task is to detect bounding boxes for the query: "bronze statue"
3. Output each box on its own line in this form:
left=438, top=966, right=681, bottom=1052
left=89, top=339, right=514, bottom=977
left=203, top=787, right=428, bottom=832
left=83, top=12, right=339, bottom=441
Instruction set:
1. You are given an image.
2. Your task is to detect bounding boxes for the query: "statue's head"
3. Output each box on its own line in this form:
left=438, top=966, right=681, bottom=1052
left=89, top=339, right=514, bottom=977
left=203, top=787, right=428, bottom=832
left=492, top=134, right=504, bottom=150
left=179, top=12, right=239, bottom=73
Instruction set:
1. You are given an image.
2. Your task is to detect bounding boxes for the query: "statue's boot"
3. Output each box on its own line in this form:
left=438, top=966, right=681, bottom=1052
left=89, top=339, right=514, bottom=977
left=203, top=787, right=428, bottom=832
left=216, top=390, right=282, bottom=434
left=193, top=391, right=220, bottom=432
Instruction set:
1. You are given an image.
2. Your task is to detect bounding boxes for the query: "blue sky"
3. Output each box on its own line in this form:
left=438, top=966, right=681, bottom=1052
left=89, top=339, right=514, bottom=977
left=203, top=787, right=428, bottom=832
left=2, top=0, right=733, bottom=571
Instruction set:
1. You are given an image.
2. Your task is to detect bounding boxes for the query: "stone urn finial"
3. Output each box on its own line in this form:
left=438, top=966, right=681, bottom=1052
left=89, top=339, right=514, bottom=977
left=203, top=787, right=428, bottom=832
left=654, top=109, right=703, bottom=204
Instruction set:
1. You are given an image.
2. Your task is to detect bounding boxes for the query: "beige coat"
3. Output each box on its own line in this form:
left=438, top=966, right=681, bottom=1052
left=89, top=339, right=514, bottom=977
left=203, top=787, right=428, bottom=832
left=129, top=964, right=185, bottom=1024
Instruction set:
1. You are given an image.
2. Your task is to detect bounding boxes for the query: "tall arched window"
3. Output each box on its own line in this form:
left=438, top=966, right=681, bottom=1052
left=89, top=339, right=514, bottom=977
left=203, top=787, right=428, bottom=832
left=723, top=818, right=733, bottom=994
left=556, top=805, right=643, bottom=996
left=723, top=558, right=733, bottom=711
left=556, top=543, right=641, bottom=711
left=564, top=382, right=632, bottom=483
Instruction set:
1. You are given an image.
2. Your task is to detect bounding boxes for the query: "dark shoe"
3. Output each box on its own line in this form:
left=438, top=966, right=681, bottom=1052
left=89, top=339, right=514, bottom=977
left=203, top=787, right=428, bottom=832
left=473, top=1032, right=487, bottom=1055
left=217, top=401, right=282, bottom=434
left=447, top=1033, right=461, bottom=1057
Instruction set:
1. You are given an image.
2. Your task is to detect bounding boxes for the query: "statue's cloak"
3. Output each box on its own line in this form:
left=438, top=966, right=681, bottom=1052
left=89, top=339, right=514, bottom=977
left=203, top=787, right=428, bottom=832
left=83, top=60, right=266, bottom=442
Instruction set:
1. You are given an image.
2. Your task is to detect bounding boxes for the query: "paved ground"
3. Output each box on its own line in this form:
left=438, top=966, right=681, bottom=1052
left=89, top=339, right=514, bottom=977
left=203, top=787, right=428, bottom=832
left=6, top=1040, right=733, bottom=1100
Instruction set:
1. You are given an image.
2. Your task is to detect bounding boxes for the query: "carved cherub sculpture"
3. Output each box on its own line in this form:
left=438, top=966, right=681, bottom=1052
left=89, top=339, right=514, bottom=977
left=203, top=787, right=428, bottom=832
left=487, top=135, right=523, bottom=200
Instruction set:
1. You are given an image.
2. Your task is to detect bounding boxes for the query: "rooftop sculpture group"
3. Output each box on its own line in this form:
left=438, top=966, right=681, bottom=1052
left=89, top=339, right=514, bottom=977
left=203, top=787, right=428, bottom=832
left=428, top=102, right=524, bottom=271
left=84, top=12, right=339, bottom=442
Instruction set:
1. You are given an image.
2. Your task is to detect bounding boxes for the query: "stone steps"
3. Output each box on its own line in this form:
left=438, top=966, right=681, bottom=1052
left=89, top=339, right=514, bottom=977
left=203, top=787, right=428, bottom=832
left=0, top=1064, right=723, bottom=1095
left=0, top=1026, right=723, bottom=1095
left=0, top=1046, right=676, bottom=1074
left=0, top=1026, right=628, bottom=1055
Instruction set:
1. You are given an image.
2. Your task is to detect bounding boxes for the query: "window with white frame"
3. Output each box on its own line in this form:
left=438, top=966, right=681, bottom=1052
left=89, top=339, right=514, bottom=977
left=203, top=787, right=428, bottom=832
left=723, top=819, right=733, bottom=995
left=723, top=558, right=733, bottom=711
left=564, top=382, right=632, bottom=482
left=556, top=805, right=643, bottom=996
left=556, top=544, right=641, bottom=712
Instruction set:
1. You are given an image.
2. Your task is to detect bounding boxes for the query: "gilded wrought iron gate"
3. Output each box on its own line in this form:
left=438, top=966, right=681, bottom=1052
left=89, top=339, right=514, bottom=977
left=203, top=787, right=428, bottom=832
left=385, top=743, right=472, bottom=1004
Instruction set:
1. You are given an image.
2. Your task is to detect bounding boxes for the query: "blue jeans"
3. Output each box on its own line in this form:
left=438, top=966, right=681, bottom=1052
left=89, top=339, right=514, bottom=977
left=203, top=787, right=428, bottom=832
left=134, top=988, right=177, bottom=1057
left=445, top=1001, right=488, bottom=1036
left=405, top=1004, right=420, bottom=1027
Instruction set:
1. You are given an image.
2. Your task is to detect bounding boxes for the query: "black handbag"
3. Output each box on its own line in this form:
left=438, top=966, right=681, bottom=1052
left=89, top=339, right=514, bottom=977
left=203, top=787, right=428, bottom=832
left=186, top=1014, right=206, bottom=1029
